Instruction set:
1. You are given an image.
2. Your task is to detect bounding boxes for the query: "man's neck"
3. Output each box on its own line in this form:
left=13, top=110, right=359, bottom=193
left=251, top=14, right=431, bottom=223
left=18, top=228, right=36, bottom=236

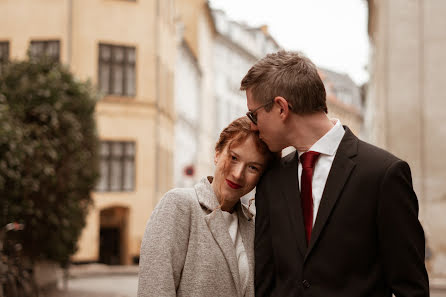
left=288, top=113, right=335, bottom=152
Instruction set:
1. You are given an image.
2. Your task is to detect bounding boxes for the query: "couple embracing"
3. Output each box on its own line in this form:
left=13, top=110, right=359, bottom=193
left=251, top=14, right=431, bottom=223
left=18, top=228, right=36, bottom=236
left=137, top=51, right=429, bottom=297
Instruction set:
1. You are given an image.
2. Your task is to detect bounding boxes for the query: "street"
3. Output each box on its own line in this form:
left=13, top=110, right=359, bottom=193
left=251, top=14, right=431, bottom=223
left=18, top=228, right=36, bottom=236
left=433, top=289, right=446, bottom=297
left=42, top=273, right=446, bottom=297
left=44, top=275, right=138, bottom=297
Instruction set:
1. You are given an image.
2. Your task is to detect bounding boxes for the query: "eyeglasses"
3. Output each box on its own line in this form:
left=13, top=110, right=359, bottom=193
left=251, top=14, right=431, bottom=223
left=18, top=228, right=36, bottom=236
left=246, top=99, right=274, bottom=125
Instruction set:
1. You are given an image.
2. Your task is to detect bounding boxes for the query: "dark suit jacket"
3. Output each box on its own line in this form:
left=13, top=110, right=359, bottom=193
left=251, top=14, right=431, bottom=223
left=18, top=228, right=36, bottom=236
left=255, top=127, right=429, bottom=297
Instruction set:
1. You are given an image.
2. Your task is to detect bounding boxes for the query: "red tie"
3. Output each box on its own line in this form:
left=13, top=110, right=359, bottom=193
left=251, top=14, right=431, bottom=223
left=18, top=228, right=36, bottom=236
left=300, top=151, right=321, bottom=245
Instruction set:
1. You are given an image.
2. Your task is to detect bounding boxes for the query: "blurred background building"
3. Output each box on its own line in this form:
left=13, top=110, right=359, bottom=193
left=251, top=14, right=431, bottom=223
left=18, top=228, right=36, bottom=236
left=319, top=68, right=363, bottom=135
left=212, top=9, right=281, bottom=134
left=174, top=0, right=216, bottom=189
left=0, top=0, right=177, bottom=265
left=365, top=0, right=446, bottom=276
left=10, top=0, right=442, bottom=276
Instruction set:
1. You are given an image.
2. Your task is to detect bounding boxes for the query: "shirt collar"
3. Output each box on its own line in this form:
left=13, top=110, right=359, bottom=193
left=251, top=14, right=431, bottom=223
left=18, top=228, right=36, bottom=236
left=299, top=119, right=345, bottom=157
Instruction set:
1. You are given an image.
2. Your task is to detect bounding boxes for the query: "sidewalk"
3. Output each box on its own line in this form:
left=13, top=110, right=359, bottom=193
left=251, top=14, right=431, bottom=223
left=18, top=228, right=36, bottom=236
left=45, top=263, right=446, bottom=296
left=432, top=277, right=446, bottom=291
left=68, top=263, right=139, bottom=278
left=43, top=288, right=127, bottom=297
left=40, top=264, right=140, bottom=297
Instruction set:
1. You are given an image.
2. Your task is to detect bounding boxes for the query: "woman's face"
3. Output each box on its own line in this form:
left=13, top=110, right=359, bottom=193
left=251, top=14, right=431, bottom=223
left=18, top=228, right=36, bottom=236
left=212, top=134, right=267, bottom=210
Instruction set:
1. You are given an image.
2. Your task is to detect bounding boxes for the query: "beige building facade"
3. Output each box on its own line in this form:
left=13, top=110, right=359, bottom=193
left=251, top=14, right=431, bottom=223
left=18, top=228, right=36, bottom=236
left=176, top=0, right=217, bottom=179
left=0, top=0, right=176, bottom=265
left=365, top=0, right=446, bottom=276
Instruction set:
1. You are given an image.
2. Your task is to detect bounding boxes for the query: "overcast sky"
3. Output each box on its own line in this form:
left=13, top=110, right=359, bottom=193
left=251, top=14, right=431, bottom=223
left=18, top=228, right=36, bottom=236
left=208, top=0, right=370, bottom=85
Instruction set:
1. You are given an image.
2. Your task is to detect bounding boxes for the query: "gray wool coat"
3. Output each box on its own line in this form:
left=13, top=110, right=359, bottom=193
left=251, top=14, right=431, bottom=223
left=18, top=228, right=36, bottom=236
left=137, top=177, right=255, bottom=297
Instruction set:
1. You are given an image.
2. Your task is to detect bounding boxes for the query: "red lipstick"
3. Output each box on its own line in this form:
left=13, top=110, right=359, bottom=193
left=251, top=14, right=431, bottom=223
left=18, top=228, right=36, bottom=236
left=226, top=179, right=242, bottom=189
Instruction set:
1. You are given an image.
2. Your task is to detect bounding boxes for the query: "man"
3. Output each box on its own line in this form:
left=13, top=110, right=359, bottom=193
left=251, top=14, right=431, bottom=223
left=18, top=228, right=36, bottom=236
left=241, top=51, right=429, bottom=297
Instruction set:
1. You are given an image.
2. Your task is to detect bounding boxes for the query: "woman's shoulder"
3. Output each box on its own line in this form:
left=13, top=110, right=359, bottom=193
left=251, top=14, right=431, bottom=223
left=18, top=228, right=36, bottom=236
left=155, top=187, right=198, bottom=215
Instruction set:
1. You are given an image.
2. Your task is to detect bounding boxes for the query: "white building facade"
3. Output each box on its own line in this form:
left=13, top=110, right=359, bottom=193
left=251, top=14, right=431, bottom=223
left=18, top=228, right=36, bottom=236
left=174, top=40, right=201, bottom=188
left=212, top=9, right=281, bottom=135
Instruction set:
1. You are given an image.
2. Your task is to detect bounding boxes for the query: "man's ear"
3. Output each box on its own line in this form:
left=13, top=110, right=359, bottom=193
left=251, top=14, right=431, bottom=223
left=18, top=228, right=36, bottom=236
left=274, top=96, right=291, bottom=119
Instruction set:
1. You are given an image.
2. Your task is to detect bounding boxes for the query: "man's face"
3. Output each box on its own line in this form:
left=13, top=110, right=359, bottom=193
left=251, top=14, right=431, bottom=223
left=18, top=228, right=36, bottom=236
left=246, top=89, right=286, bottom=152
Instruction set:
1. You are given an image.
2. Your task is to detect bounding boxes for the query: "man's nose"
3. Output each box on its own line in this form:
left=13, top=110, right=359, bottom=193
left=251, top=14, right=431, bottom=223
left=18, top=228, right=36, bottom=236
left=250, top=122, right=259, bottom=131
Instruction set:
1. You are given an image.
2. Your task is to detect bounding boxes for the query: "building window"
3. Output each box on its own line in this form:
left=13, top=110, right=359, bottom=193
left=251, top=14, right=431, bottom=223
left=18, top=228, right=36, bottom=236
left=29, top=40, right=60, bottom=61
left=0, top=41, right=9, bottom=73
left=98, top=44, right=136, bottom=97
left=96, top=141, right=135, bottom=192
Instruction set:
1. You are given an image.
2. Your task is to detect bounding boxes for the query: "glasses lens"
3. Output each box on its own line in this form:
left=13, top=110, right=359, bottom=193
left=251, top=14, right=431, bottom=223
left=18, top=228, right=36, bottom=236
left=246, top=112, right=257, bottom=125
left=251, top=113, right=257, bottom=125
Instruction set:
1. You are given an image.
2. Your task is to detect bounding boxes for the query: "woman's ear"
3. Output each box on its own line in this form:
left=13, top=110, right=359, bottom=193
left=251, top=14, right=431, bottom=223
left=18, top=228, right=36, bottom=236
left=214, top=151, right=220, bottom=165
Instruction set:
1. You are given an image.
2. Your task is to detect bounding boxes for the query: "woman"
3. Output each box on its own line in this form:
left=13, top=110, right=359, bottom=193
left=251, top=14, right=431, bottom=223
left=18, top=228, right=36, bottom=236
left=137, top=117, right=278, bottom=297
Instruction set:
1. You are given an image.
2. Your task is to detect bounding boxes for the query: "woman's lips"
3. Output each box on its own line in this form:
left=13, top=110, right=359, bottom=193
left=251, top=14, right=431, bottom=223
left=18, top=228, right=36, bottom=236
left=226, top=179, right=242, bottom=189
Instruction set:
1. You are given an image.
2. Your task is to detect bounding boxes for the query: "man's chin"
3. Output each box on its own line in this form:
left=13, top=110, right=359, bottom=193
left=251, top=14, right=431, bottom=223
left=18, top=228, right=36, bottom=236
left=266, top=142, right=281, bottom=153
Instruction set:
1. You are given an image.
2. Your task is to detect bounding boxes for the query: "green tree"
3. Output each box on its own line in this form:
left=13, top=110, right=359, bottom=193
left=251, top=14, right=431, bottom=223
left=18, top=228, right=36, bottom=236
left=0, top=56, right=99, bottom=266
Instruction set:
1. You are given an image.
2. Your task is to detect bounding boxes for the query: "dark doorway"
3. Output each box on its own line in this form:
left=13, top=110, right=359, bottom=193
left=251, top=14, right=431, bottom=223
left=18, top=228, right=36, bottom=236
left=99, top=227, right=120, bottom=265
left=99, top=206, right=129, bottom=265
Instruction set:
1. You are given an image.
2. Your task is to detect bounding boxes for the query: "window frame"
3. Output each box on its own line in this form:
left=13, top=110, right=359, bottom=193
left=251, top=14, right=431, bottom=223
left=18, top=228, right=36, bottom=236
left=98, top=43, right=136, bottom=97
left=0, top=41, right=10, bottom=73
left=29, top=40, right=60, bottom=62
left=96, top=141, right=136, bottom=192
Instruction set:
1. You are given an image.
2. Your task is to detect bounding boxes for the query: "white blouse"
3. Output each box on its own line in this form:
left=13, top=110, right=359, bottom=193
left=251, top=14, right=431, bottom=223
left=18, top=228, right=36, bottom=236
left=222, top=210, right=249, bottom=296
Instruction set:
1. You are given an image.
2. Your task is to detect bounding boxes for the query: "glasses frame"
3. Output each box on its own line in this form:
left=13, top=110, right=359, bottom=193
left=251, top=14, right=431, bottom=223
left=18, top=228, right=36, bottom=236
left=246, top=99, right=275, bottom=125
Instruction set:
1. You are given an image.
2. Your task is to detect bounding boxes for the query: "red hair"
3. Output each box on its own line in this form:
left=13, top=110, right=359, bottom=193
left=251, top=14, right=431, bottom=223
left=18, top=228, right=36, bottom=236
left=215, top=116, right=279, bottom=167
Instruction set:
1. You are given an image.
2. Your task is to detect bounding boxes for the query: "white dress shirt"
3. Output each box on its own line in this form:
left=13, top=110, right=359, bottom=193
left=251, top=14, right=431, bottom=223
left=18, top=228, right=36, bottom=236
left=297, top=119, right=345, bottom=226
left=222, top=210, right=249, bottom=296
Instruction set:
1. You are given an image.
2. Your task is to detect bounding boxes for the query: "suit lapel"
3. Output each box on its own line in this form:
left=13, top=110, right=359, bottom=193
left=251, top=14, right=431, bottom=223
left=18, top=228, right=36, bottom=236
left=205, top=210, right=242, bottom=297
left=279, top=152, right=307, bottom=257
left=305, top=128, right=358, bottom=259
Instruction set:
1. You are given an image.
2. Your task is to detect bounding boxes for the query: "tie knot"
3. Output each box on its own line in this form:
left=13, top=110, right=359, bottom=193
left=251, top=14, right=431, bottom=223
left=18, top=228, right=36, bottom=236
left=300, top=151, right=321, bottom=169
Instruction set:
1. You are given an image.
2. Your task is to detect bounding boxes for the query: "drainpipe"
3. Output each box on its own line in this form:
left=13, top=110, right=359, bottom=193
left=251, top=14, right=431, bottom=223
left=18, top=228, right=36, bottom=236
left=67, top=0, right=73, bottom=66
left=418, top=0, right=426, bottom=223
left=154, top=0, right=161, bottom=206
left=64, top=1, right=73, bottom=287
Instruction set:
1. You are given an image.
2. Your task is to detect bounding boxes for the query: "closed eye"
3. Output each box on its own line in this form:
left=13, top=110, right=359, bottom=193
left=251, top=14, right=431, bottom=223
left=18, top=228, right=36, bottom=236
left=248, top=165, right=260, bottom=172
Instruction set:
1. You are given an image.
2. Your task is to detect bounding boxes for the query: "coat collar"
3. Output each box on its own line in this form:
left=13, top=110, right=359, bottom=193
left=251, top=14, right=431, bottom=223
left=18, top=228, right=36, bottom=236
left=194, top=177, right=221, bottom=211
left=194, top=176, right=255, bottom=297
left=194, top=176, right=254, bottom=221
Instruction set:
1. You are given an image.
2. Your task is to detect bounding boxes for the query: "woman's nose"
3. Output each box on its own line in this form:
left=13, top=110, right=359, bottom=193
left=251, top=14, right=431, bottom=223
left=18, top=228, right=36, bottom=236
left=232, top=164, right=244, bottom=181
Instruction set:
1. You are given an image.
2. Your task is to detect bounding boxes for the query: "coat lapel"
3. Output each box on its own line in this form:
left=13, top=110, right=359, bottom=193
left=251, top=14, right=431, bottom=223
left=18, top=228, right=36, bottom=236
left=279, top=151, right=307, bottom=257
left=195, top=177, right=243, bottom=297
left=305, top=128, right=358, bottom=259
left=238, top=205, right=254, bottom=297
left=205, top=210, right=242, bottom=297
